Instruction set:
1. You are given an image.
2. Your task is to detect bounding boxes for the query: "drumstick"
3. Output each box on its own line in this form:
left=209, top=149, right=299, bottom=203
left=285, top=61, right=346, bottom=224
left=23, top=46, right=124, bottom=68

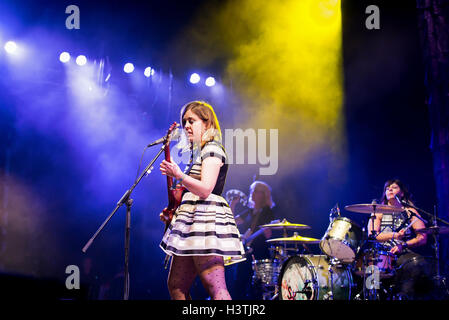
left=403, top=217, right=419, bottom=232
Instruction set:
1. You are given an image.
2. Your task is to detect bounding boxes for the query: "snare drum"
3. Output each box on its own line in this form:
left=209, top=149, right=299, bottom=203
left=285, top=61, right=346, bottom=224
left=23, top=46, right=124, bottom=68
left=278, top=255, right=354, bottom=300
left=252, top=259, right=281, bottom=287
left=355, top=249, right=396, bottom=278
left=320, top=217, right=363, bottom=263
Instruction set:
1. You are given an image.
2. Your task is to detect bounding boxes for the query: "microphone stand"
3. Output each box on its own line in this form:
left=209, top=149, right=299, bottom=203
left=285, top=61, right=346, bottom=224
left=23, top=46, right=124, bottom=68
left=82, top=139, right=169, bottom=300
left=401, top=201, right=449, bottom=226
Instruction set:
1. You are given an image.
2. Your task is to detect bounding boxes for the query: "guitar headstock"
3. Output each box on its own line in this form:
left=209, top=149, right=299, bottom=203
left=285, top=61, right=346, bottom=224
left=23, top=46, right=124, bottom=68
left=164, top=122, right=179, bottom=146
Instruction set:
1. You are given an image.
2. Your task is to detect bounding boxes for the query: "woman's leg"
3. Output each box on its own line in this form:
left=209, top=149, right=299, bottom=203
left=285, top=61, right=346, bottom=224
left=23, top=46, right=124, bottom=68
left=193, top=255, right=231, bottom=300
left=167, top=255, right=197, bottom=300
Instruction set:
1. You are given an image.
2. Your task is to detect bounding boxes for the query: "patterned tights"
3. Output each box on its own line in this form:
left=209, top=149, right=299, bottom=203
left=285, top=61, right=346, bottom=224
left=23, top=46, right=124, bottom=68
left=167, top=255, right=231, bottom=300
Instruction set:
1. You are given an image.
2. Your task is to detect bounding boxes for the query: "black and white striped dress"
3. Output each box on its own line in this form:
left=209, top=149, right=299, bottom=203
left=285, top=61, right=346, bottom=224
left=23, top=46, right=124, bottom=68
left=379, top=211, right=413, bottom=251
left=160, top=141, right=245, bottom=260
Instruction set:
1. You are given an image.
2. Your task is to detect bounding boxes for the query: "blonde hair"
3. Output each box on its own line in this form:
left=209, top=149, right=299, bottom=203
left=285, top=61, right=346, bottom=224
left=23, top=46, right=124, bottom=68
left=180, top=101, right=222, bottom=147
left=248, top=181, right=275, bottom=209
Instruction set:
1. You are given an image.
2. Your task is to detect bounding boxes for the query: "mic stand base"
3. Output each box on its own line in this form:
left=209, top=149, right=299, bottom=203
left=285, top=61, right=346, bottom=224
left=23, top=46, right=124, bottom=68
left=123, top=198, right=133, bottom=300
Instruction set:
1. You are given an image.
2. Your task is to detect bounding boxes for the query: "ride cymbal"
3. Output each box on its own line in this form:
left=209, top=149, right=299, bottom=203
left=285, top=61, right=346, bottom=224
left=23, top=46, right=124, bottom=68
left=415, top=226, right=449, bottom=235
left=260, top=218, right=311, bottom=230
left=345, top=203, right=404, bottom=214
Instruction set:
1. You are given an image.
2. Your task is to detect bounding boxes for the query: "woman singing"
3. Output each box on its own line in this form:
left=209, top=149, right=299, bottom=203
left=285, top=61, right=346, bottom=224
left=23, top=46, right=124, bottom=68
left=159, top=101, right=245, bottom=300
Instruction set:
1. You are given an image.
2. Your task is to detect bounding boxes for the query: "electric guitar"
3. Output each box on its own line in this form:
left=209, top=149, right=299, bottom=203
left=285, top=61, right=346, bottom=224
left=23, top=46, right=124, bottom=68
left=161, top=122, right=185, bottom=231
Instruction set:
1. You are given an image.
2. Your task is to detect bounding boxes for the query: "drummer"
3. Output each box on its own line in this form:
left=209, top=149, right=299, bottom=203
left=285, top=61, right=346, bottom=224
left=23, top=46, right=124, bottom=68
left=367, top=179, right=427, bottom=256
left=232, top=181, right=276, bottom=259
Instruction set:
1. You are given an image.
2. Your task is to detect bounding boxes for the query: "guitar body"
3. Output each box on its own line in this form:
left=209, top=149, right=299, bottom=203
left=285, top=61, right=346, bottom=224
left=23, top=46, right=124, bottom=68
left=162, top=185, right=185, bottom=230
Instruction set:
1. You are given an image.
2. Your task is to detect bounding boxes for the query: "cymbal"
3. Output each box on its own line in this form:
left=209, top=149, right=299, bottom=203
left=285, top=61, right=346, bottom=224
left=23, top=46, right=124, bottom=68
left=345, top=203, right=404, bottom=214
left=260, top=218, right=311, bottom=230
left=266, top=235, right=321, bottom=244
left=415, top=226, right=449, bottom=235
left=224, top=256, right=247, bottom=266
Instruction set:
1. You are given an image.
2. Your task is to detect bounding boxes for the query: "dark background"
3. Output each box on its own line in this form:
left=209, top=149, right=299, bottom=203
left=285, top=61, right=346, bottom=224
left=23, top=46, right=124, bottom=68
left=0, top=0, right=439, bottom=299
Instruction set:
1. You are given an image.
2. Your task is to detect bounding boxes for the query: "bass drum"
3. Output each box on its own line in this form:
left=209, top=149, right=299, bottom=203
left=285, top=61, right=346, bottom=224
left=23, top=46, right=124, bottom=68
left=394, top=252, right=437, bottom=300
left=278, top=255, right=354, bottom=300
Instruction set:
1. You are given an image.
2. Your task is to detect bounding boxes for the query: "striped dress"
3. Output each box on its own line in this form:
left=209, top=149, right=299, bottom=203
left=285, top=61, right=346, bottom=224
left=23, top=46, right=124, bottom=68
left=160, top=141, right=245, bottom=260
left=379, top=211, right=414, bottom=251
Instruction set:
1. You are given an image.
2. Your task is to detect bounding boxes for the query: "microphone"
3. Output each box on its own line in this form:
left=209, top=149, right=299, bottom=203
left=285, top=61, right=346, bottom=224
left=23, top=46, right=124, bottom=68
left=147, top=127, right=180, bottom=148
left=395, top=195, right=409, bottom=207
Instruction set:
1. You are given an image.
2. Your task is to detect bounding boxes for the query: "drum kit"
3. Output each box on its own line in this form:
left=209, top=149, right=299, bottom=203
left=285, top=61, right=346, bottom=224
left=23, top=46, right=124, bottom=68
left=246, top=203, right=449, bottom=300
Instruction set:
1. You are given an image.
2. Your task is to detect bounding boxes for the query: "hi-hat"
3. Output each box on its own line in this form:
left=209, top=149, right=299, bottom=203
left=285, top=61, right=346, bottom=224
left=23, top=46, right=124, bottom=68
left=260, top=218, right=311, bottom=230
left=345, top=203, right=404, bottom=214
left=415, top=226, right=449, bottom=235
left=266, top=235, right=320, bottom=244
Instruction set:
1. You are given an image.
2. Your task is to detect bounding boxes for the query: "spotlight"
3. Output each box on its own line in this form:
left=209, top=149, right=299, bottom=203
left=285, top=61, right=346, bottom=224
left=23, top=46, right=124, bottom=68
left=4, top=41, right=17, bottom=54
left=189, top=73, right=200, bottom=84
left=144, top=67, right=155, bottom=77
left=205, top=77, right=216, bottom=87
left=59, top=52, right=71, bottom=63
left=124, top=63, right=134, bottom=73
left=76, top=55, right=87, bottom=66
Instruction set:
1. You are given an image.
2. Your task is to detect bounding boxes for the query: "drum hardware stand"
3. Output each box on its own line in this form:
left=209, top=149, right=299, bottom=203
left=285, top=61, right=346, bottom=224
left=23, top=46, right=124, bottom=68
left=81, top=138, right=170, bottom=300
left=430, top=205, right=449, bottom=295
left=402, top=201, right=449, bottom=295
left=328, top=264, right=335, bottom=300
left=368, top=200, right=379, bottom=240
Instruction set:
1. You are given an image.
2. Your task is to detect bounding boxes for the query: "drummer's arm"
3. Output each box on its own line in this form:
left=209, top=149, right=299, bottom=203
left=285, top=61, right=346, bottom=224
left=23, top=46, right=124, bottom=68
left=405, top=209, right=427, bottom=248
left=368, top=213, right=395, bottom=242
left=263, top=228, right=272, bottom=239
left=368, top=214, right=385, bottom=240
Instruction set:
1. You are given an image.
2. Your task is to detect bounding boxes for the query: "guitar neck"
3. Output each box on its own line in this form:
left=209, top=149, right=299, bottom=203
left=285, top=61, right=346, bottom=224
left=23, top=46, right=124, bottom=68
left=164, top=138, right=173, bottom=192
left=245, top=228, right=265, bottom=243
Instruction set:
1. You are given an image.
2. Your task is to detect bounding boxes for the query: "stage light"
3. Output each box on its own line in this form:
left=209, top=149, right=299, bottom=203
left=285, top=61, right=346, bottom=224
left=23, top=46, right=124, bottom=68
left=4, top=41, right=17, bottom=54
left=190, top=73, right=200, bottom=84
left=144, top=67, right=155, bottom=77
left=76, top=55, right=87, bottom=66
left=124, top=63, right=134, bottom=73
left=59, top=52, right=71, bottom=63
left=205, top=77, right=216, bottom=87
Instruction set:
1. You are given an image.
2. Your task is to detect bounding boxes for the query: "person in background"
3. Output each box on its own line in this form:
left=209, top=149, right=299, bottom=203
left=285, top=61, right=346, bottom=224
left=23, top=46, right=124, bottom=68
left=230, top=180, right=276, bottom=299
